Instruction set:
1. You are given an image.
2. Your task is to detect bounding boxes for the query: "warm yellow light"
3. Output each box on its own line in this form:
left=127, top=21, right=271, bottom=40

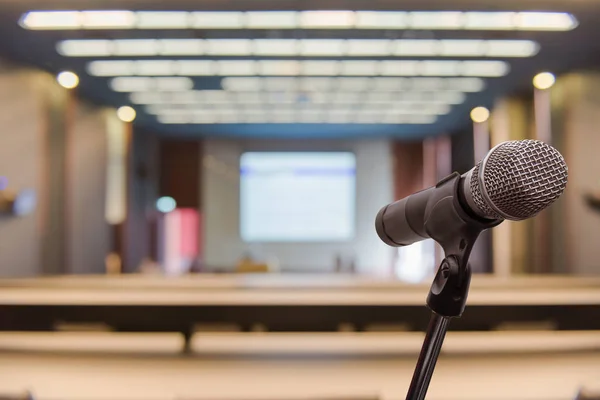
left=470, top=106, right=490, bottom=123
left=117, top=106, right=136, bottom=122
left=533, top=72, right=555, bottom=90
left=56, top=71, right=79, bottom=89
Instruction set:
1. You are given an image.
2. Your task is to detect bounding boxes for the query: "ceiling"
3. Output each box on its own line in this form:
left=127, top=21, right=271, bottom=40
left=0, top=0, right=599, bottom=139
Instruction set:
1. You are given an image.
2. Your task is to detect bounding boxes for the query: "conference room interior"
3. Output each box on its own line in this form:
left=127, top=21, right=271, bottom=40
left=1, top=0, right=600, bottom=399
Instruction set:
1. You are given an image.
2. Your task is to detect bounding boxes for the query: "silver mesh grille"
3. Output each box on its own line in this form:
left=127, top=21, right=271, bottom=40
left=469, top=161, right=502, bottom=219
left=471, top=140, right=568, bottom=220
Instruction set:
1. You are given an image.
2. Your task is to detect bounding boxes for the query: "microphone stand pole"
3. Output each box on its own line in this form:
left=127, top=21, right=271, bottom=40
left=397, top=173, right=500, bottom=400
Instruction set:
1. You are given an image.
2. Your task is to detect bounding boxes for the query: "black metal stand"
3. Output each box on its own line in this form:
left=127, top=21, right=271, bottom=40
left=395, top=173, right=501, bottom=400
left=405, top=313, right=451, bottom=400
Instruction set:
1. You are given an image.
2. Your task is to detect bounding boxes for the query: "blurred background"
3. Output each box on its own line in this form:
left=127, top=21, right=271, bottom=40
left=0, top=0, right=599, bottom=399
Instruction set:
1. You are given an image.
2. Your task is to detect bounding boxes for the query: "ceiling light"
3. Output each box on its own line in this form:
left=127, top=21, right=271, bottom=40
left=117, top=106, right=136, bottom=122
left=159, top=39, right=203, bottom=56
left=346, top=40, right=391, bottom=56
left=470, top=106, right=490, bottom=123
left=206, top=39, right=252, bottom=55
left=380, top=61, right=420, bottom=76
left=464, top=12, right=515, bottom=30
left=442, top=77, right=485, bottom=92
left=157, top=114, right=190, bottom=124
left=221, top=77, right=262, bottom=91
left=439, top=40, right=485, bottom=56
left=236, top=93, right=264, bottom=103
left=515, top=12, right=577, bottom=31
left=420, top=61, right=461, bottom=76
left=87, top=60, right=135, bottom=76
left=254, top=39, right=298, bottom=56
left=354, top=11, right=407, bottom=29
left=259, top=61, right=301, bottom=76
left=331, top=92, right=363, bottom=104
left=533, top=72, right=556, bottom=90
left=300, top=40, right=345, bottom=56
left=136, top=11, right=190, bottom=28
left=191, top=11, right=245, bottom=28
left=340, top=60, right=379, bottom=76
left=395, top=40, right=438, bottom=56
left=20, top=11, right=81, bottom=29
left=57, top=40, right=112, bottom=56
left=385, top=114, right=437, bottom=124
left=246, top=11, right=298, bottom=28
left=301, top=61, right=339, bottom=76
left=486, top=40, right=539, bottom=57
left=130, top=92, right=164, bottom=104
left=461, top=61, right=509, bottom=77
left=111, top=77, right=154, bottom=92
left=409, top=11, right=463, bottom=29
left=135, top=60, right=177, bottom=75
left=154, top=77, right=194, bottom=91
left=178, top=60, right=214, bottom=76
left=336, top=78, right=372, bottom=91
left=371, top=78, right=405, bottom=91
left=113, top=39, right=158, bottom=56
left=56, top=71, right=79, bottom=89
left=299, top=78, right=334, bottom=91
left=217, top=61, right=256, bottom=76
left=299, top=11, right=355, bottom=28
left=80, top=11, right=135, bottom=29
left=262, top=78, right=298, bottom=91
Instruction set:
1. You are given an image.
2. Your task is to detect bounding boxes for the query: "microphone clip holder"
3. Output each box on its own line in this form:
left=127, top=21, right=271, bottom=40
left=405, top=172, right=501, bottom=400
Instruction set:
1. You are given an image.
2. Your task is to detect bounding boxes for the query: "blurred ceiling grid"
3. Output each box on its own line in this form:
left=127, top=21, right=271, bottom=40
left=0, top=1, right=595, bottom=138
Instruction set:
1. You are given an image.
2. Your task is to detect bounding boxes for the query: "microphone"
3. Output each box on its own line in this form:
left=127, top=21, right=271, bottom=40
left=375, top=139, right=568, bottom=247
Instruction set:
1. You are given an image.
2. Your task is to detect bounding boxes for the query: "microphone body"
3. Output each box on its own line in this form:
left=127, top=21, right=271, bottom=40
left=376, top=140, right=568, bottom=248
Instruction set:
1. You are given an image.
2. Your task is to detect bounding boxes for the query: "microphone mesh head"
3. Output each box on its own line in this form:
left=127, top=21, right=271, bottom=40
left=470, top=140, right=568, bottom=220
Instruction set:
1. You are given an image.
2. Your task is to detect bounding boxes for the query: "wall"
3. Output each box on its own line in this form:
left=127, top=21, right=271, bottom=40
left=551, top=73, right=600, bottom=275
left=67, top=104, right=112, bottom=274
left=202, top=139, right=394, bottom=274
left=0, top=65, right=45, bottom=277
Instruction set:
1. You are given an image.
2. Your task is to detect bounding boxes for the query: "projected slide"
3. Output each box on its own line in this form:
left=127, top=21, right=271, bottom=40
left=240, top=152, right=356, bottom=242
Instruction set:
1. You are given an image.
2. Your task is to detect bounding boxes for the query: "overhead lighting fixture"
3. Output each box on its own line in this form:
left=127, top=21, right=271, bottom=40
left=461, top=61, right=509, bottom=77
left=205, top=39, right=252, bottom=55
left=59, top=38, right=538, bottom=58
left=470, top=106, right=490, bottom=123
left=259, top=60, right=301, bottom=76
left=56, top=71, right=79, bottom=89
left=340, top=60, right=379, bottom=76
left=191, top=11, right=244, bottom=28
left=300, top=40, right=345, bottom=56
left=246, top=11, right=298, bottom=28
left=20, top=11, right=81, bottom=29
left=57, top=39, right=113, bottom=56
left=217, top=60, right=256, bottom=76
left=135, top=60, right=177, bottom=75
left=486, top=40, right=539, bottom=57
left=299, top=11, right=355, bottom=28
left=110, top=77, right=193, bottom=92
left=113, top=39, right=158, bottom=56
left=159, top=39, right=203, bottom=55
left=221, top=77, right=262, bottom=91
left=301, top=61, right=339, bottom=76
left=254, top=39, right=298, bottom=56
left=347, top=39, right=391, bottom=56
left=533, top=72, right=556, bottom=90
left=87, top=60, right=135, bottom=76
left=80, top=10, right=135, bottom=29
left=409, top=11, right=463, bottom=29
left=136, top=11, right=190, bottom=28
left=464, top=12, right=515, bottom=30
left=117, top=106, right=136, bottom=122
left=515, top=12, right=578, bottom=31
left=21, top=10, right=578, bottom=31
left=178, top=60, right=214, bottom=76
left=354, top=11, right=407, bottom=29
left=86, top=59, right=508, bottom=77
